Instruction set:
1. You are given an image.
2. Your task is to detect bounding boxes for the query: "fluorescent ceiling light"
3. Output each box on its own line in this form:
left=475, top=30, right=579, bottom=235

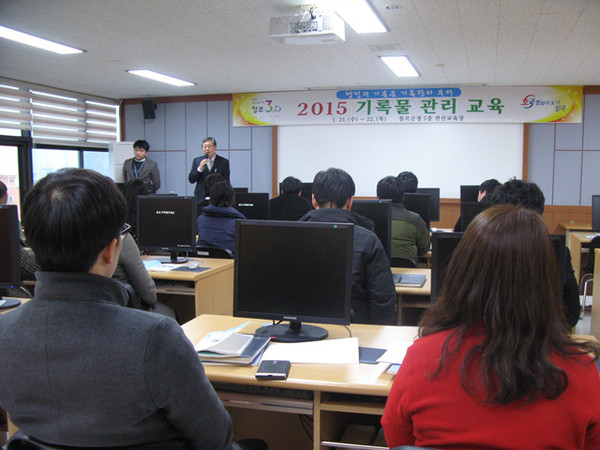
left=327, top=0, right=386, bottom=33
left=380, top=56, right=419, bottom=77
left=127, top=69, right=195, bottom=87
left=0, top=25, right=83, bottom=54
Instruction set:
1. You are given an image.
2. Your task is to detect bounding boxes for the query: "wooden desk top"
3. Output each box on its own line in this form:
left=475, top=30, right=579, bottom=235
left=392, top=268, right=431, bottom=295
left=144, top=257, right=234, bottom=281
left=182, top=314, right=418, bottom=396
left=560, top=222, right=592, bottom=231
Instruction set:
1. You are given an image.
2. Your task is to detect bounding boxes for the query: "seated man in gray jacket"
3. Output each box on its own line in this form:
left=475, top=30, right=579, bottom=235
left=0, top=168, right=258, bottom=449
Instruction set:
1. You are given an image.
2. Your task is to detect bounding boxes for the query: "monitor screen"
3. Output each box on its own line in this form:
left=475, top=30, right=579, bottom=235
left=351, top=199, right=392, bottom=260
left=417, top=187, right=440, bottom=222
left=234, top=193, right=269, bottom=219
left=431, top=232, right=566, bottom=303
left=301, top=182, right=313, bottom=202
left=593, top=195, right=600, bottom=231
left=234, top=220, right=353, bottom=342
left=460, top=201, right=491, bottom=231
left=403, top=193, right=430, bottom=229
left=137, top=195, right=197, bottom=263
left=0, top=205, right=21, bottom=289
left=460, top=185, right=480, bottom=202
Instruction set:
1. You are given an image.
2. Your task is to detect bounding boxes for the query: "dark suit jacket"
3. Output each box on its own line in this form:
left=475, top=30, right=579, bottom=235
left=188, top=154, right=230, bottom=205
left=122, top=157, right=160, bottom=193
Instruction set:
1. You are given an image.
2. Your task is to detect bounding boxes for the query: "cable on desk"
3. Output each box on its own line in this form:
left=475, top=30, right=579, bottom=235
left=298, top=414, right=313, bottom=441
left=344, top=325, right=352, bottom=338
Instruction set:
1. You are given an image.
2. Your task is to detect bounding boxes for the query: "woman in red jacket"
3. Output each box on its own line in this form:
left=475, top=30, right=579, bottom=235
left=382, top=205, right=600, bottom=449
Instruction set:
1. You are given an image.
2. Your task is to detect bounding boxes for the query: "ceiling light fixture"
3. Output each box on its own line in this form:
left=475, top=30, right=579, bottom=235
left=328, top=0, right=386, bottom=33
left=380, top=56, right=419, bottom=77
left=127, top=70, right=195, bottom=87
left=0, top=25, right=83, bottom=55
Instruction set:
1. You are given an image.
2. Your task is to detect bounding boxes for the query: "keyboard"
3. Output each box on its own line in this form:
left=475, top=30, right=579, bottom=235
left=211, top=382, right=313, bottom=400
left=211, top=382, right=314, bottom=414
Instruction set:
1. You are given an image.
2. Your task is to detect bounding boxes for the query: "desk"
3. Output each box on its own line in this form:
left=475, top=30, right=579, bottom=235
left=392, top=268, right=431, bottom=325
left=591, top=249, right=600, bottom=340
left=145, top=257, right=234, bottom=323
left=182, top=314, right=418, bottom=450
left=561, top=222, right=592, bottom=251
left=569, top=231, right=597, bottom=282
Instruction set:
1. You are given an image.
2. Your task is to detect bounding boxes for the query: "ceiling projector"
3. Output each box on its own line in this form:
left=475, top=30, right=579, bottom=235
left=269, top=11, right=345, bottom=44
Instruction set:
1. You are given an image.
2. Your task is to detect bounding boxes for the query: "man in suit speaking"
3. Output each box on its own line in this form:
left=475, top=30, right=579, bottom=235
left=122, top=139, right=161, bottom=194
left=188, top=137, right=230, bottom=210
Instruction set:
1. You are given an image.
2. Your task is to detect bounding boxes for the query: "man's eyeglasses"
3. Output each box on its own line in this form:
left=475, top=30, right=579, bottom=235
left=119, top=223, right=131, bottom=241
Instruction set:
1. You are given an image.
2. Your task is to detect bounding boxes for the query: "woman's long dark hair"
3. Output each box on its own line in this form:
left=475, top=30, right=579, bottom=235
left=121, top=179, right=148, bottom=239
left=420, top=205, right=599, bottom=405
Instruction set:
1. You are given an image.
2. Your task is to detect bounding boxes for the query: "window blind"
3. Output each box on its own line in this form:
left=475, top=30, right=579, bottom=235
left=0, top=78, right=119, bottom=146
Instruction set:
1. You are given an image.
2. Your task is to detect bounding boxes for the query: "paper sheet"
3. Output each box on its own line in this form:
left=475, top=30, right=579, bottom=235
left=261, top=337, right=359, bottom=364
left=377, top=342, right=412, bottom=365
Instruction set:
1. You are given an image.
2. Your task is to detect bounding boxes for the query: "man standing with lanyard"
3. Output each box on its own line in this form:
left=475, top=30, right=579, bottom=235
left=188, top=137, right=230, bottom=211
left=122, top=140, right=161, bottom=194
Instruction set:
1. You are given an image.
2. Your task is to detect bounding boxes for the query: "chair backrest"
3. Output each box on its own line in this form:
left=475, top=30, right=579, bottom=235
left=391, top=256, right=417, bottom=268
left=196, top=246, right=234, bottom=259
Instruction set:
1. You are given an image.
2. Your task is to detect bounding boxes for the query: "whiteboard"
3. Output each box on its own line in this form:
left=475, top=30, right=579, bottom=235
left=278, top=123, right=523, bottom=198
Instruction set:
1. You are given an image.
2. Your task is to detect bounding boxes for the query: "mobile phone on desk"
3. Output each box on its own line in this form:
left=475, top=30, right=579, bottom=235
left=255, top=360, right=291, bottom=380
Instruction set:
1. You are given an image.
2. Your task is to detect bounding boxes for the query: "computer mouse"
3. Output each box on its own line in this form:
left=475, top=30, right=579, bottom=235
left=187, top=261, right=199, bottom=270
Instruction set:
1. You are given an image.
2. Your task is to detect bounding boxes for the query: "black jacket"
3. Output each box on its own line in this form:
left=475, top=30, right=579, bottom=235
left=269, top=194, right=312, bottom=221
left=300, top=208, right=397, bottom=325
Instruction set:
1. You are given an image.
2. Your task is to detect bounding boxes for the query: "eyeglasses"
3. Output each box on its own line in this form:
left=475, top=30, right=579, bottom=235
left=119, top=223, right=131, bottom=241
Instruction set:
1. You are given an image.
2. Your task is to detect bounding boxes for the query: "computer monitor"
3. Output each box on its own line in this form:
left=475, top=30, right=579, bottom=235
left=460, top=185, right=480, bottom=202
left=431, top=232, right=566, bottom=303
left=234, top=193, right=269, bottom=219
left=417, top=187, right=440, bottom=222
left=351, top=199, right=392, bottom=260
left=234, top=220, right=353, bottom=342
left=403, top=193, right=431, bottom=229
left=301, top=182, right=313, bottom=202
left=593, top=195, right=600, bottom=231
left=460, top=201, right=491, bottom=231
left=0, top=205, right=21, bottom=289
left=137, top=195, right=197, bottom=263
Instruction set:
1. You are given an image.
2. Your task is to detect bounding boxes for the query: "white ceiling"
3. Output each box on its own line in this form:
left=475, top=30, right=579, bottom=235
left=1, top=0, right=599, bottom=101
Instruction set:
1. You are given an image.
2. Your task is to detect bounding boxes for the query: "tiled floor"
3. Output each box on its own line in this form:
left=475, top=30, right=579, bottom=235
left=576, top=310, right=591, bottom=336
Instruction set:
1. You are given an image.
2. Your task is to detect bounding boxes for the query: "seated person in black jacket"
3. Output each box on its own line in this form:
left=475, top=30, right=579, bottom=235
left=490, top=178, right=580, bottom=327
left=269, top=176, right=312, bottom=220
left=397, top=171, right=418, bottom=193
left=454, top=178, right=500, bottom=232
left=300, top=168, right=397, bottom=325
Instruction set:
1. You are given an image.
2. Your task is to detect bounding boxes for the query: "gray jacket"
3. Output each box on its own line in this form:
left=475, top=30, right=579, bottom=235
left=112, top=233, right=157, bottom=308
left=0, top=271, right=235, bottom=449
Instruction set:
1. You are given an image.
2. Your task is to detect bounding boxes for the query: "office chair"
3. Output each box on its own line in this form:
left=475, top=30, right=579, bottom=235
left=391, top=256, right=417, bottom=268
left=580, top=235, right=600, bottom=317
left=196, top=246, right=234, bottom=259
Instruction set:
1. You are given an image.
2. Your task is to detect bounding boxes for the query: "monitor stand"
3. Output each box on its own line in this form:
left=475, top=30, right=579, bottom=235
left=254, top=321, right=328, bottom=343
left=155, top=251, right=188, bottom=264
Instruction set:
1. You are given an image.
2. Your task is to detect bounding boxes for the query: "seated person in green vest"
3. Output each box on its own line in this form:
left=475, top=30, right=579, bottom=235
left=454, top=178, right=500, bottom=232
left=197, top=180, right=246, bottom=253
left=490, top=178, right=580, bottom=328
left=269, top=176, right=312, bottom=220
left=122, top=139, right=161, bottom=194
left=300, top=168, right=397, bottom=325
left=377, top=176, right=430, bottom=264
left=0, top=168, right=251, bottom=449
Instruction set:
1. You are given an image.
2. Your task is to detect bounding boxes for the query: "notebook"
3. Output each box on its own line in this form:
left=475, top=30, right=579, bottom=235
left=393, top=273, right=426, bottom=287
